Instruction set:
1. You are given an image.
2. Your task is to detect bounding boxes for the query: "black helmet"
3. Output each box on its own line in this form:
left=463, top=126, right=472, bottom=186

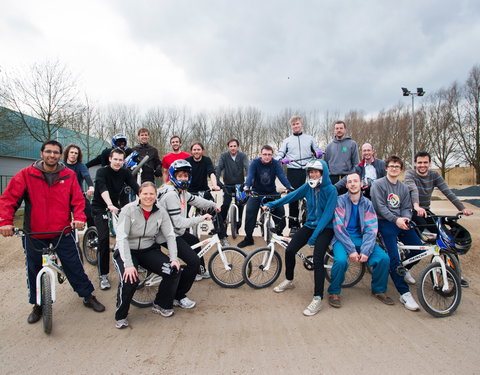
left=438, top=219, right=472, bottom=255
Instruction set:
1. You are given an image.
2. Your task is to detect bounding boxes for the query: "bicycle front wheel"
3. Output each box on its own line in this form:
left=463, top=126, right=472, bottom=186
left=82, top=227, right=99, bottom=265
left=131, top=267, right=159, bottom=308
left=41, top=273, right=53, bottom=334
left=243, top=247, right=282, bottom=289
left=417, top=262, right=461, bottom=317
left=434, top=250, right=461, bottom=279
left=208, top=247, right=246, bottom=288
left=230, top=206, right=238, bottom=239
left=323, top=249, right=366, bottom=288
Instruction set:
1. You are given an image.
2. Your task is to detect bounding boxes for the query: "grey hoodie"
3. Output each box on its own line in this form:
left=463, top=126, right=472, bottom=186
left=324, top=136, right=359, bottom=175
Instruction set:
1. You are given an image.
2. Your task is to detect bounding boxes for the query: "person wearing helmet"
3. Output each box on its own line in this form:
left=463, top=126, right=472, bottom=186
left=262, top=158, right=337, bottom=317
left=86, top=133, right=133, bottom=168
left=405, top=151, right=473, bottom=287
left=156, top=159, right=221, bottom=309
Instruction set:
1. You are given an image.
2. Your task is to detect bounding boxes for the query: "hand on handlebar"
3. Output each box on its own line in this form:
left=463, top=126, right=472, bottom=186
left=0, top=225, right=15, bottom=237
left=71, top=221, right=85, bottom=230
left=413, top=203, right=427, bottom=218
left=86, top=186, right=94, bottom=197
left=261, top=205, right=270, bottom=211
left=107, top=204, right=119, bottom=214
left=462, top=208, right=473, bottom=216
left=280, top=158, right=291, bottom=165
left=203, top=213, right=213, bottom=221
left=396, top=217, right=410, bottom=230
left=315, top=150, right=324, bottom=158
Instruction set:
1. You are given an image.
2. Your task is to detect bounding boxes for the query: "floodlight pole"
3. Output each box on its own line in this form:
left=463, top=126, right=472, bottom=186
left=401, top=87, right=425, bottom=167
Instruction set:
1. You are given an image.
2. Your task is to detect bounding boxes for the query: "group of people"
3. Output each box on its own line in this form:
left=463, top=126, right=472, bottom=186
left=0, top=116, right=473, bottom=329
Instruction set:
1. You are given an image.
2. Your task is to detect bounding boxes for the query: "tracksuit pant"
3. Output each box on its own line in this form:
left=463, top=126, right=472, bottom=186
left=113, top=245, right=181, bottom=320
left=286, top=168, right=306, bottom=229
left=327, top=234, right=390, bottom=295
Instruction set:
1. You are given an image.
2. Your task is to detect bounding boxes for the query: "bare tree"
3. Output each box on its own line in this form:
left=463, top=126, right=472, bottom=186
left=0, top=60, right=78, bottom=141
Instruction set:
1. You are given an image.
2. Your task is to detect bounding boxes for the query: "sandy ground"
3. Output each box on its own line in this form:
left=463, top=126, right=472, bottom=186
left=1, top=199, right=479, bottom=375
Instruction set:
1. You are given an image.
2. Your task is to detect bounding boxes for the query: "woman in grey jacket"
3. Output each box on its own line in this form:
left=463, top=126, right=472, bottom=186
left=113, top=182, right=181, bottom=329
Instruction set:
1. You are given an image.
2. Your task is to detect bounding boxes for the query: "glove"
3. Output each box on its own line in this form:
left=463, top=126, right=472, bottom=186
left=315, top=150, right=324, bottom=158
left=280, top=158, right=291, bottom=165
left=244, top=186, right=252, bottom=195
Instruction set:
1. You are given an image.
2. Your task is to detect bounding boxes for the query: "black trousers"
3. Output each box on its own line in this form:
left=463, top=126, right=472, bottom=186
left=113, top=245, right=181, bottom=320
left=93, top=212, right=111, bottom=276
left=286, top=169, right=306, bottom=228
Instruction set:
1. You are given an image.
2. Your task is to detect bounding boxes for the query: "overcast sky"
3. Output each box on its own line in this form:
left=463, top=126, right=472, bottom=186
left=2, top=0, right=479, bottom=116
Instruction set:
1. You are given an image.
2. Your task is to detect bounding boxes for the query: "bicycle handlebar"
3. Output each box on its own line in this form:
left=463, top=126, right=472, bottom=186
left=131, top=155, right=150, bottom=177
left=14, top=226, right=72, bottom=252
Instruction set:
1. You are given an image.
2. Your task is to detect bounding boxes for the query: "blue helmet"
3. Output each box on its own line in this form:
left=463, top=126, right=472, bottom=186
left=112, top=133, right=127, bottom=149
left=169, top=159, right=192, bottom=190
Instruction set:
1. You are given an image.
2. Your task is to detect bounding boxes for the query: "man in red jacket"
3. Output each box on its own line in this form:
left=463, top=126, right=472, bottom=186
left=0, top=140, right=105, bottom=324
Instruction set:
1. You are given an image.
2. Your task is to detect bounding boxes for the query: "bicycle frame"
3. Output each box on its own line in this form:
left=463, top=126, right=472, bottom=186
left=36, top=252, right=65, bottom=304
left=193, top=234, right=232, bottom=270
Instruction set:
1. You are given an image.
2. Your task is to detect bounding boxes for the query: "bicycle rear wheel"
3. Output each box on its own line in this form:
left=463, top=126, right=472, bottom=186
left=131, top=267, right=159, bottom=308
left=82, top=227, right=99, bottom=265
left=230, top=206, right=238, bottom=239
left=208, top=247, right=246, bottom=288
left=324, top=249, right=366, bottom=288
left=417, top=262, right=461, bottom=317
left=243, top=247, right=282, bottom=289
left=41, top=273, right=53, bottom=334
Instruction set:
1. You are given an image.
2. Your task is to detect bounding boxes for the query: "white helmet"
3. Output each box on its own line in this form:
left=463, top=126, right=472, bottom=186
left=305, top=159, right=323, bottom=188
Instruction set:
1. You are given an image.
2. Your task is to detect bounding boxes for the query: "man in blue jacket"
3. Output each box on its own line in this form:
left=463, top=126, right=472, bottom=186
left=264, top=159, right=337, bottom=316
left=238, top=145, right=293, bottom=248
left=328, top=172, right=393, bottom=308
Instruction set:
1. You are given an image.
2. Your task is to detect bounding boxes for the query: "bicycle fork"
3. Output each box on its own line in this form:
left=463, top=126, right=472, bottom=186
left=36, top=267, right=57, bottom=305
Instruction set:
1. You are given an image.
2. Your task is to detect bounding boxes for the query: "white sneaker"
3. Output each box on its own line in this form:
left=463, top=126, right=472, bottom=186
left=400, top=292, right=420, bottom=311
left=195, top=274, right=203, bottom=281
left=152, top=303, right=174, bottom=317
left=115, top=318, right=129, bottom=329
left=201, top=270, right=211, bottom=279
left=220, top=238, right=230, bottom=247
left=173, top=297, right=196, bottom=309
left=303, top=297, right=322, bottom=316
left=404, top=270, right=416, bottom=285
left=273, top=279, right=294, bottom=293
left=100, top=275, right=111, bottom=290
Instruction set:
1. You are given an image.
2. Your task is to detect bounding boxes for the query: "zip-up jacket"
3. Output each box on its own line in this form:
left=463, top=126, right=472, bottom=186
left=324, top=136, right=359, bottom=175
left=0, top=160, right=86, bottom=238
left=332, top=193, right=378, bottom=256
left=116, top=201, right=178, bottom=267
left=216, top=151, right=249, bottom=186
left=157, top=185, right=216, bottom=241
left=264, top=159, right=337, bottom=245
left=132, top=143, right=162, bottom=182
left=276, top=133, right=322, bottom=169
left=335, top=158, right=386, bottom=190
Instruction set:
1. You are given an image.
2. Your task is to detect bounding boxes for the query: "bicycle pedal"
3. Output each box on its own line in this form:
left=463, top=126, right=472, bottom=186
left=396, top=266, right=407, bottom=277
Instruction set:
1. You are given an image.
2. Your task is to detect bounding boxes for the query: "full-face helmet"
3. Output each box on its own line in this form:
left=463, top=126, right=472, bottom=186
left=112, top=134, right=128, bottom=149
left=305, top=159, right=323, bottom=188
left=437, top=219, right=472, bottom=255
left=169, top=159, right=192, bottom=190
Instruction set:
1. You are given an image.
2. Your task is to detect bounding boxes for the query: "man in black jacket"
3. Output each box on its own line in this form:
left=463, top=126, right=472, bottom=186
left=132, top=128, right=162, bottom=183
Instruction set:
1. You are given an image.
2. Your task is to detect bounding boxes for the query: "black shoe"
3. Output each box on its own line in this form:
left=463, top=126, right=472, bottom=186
left=84, top=295, right=106, bottom=312
left=27, top=304, right=42, bottom=324
left=461, top=278, right=470, bottom=288
left=208, top=229, right=216, bottom=235
left=237, top=237, right=254, bottom=248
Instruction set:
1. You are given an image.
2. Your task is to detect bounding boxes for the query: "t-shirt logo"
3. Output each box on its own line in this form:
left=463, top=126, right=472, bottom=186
left=387, top=193, right=400, bottom=208
left=342, top=147, right=347, bottom=152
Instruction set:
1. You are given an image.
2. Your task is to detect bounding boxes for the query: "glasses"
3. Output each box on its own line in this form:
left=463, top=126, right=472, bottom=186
left=387, top=165, right=401, bottom=169
left=43, top=150, right=61, bottom=155
left=261, top=153, right=273, bottom=156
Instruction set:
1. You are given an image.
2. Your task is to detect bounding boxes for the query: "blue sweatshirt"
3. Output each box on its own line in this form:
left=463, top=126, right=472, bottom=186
left=244, top=157, right=293, bottom=194
left=264, top=160, right=337, bottom=245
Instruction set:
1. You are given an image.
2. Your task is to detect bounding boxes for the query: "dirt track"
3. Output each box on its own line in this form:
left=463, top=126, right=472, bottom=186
left=1, top=199, right=479, bottom=375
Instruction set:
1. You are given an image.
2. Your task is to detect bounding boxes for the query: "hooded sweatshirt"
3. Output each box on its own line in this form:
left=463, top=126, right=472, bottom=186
left=264, top=159, right=337, bottom=245
left=324, top=136, right=359, bottom=175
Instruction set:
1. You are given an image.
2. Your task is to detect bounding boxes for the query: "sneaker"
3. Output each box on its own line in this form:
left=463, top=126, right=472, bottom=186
left=237, top=237, right=254, bottom=248
left=461, top=278, right=470, bottom=288
left=100, top=275, right=111, bottom=290
left=303, top=297, right=322, bottom=316
left=152, top=303, right=174, bottom=317
left=201, top=270, right=211, bottom=279
left=195, top=274, right=203, bottom=282
left=173, top=297, right=196, bottom=309
left=27, top=304, right=42, bottom=324
left=328, top=294, right=341, bottom=308
left=220, top=238, right=230, bottom=247
left=83, top=295, right=106, bottom=312
left=399, top=292, right=420, bottom=311
left=273, top=279, right=294, bottom=293
left=115, top=318, right=129, bottom=329
left=404, top=270, right=416, bottom=285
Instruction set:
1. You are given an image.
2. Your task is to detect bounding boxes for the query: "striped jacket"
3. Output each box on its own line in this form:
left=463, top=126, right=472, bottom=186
left=332, top=193, right=378, bottom=256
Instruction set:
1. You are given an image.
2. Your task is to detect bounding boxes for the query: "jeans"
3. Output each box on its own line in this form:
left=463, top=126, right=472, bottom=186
left=378, top=220, right=423, bottom=295
left=327, top=234, right=390, bottom=295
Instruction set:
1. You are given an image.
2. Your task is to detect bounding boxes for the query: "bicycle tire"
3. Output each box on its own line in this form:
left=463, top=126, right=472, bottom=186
left=82, top=227, right=99, bottom=265
left=323, top=249, right=366, bottom=288
left=208, top=246, right=246, bottom=288
left=41, top=273, right=53, bottom=334
left=230, top=206, right=238, bottom=239
left=433, top=250, right=461, bottom=279
left=417, top=262, right=461, bottom=317
left=131, top=267, right=158, bottom=308
left=243, top=247, right=282, bottom=289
